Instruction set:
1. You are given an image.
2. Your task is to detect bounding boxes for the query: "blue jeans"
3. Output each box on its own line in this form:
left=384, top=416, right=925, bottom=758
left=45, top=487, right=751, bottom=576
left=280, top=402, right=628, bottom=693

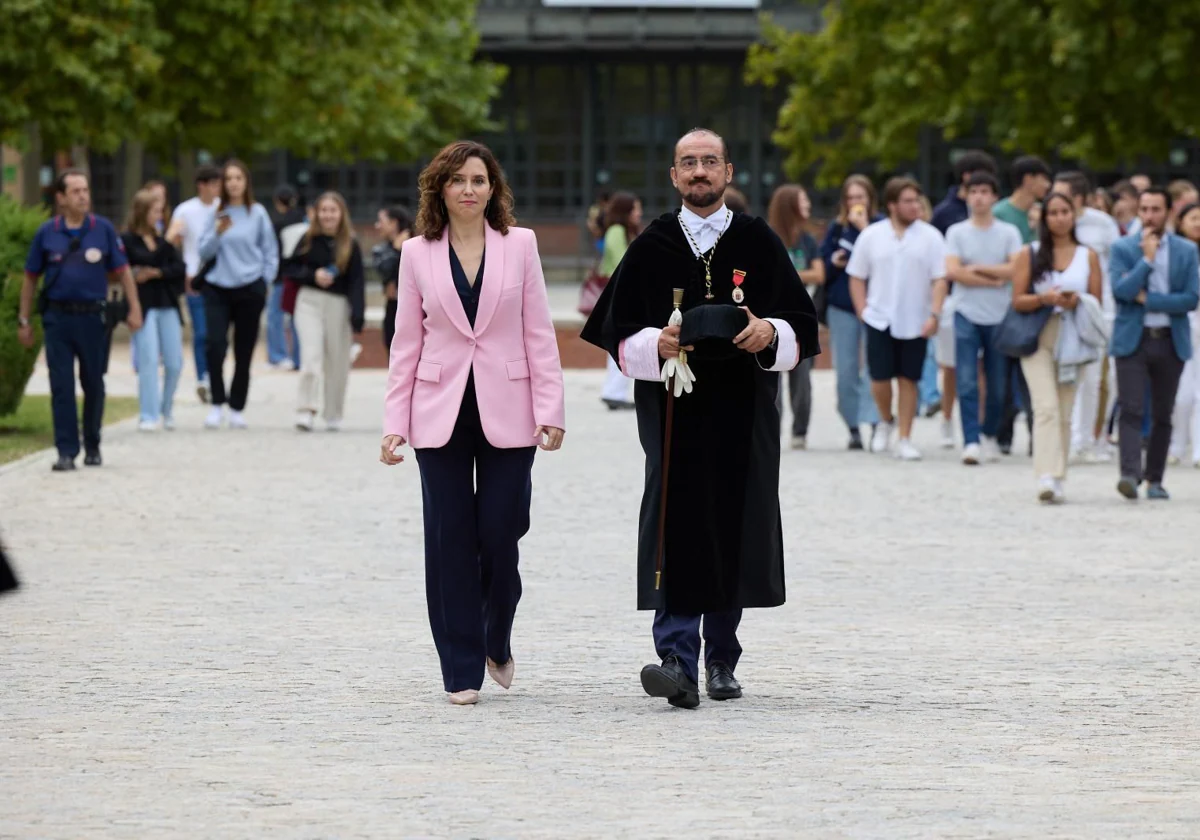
left=133, top=307, right=184, bottom=423
left=919, top=338, right=940, bottom=408
left=954, top=312, right=1008, bottom=445
left=185, top=293, right=208, bottom=382
left=266, top=281, right=300, bottom=366
left=43, top=308, right=106, bottom=458
left=826, top=306, right=880, bottom=432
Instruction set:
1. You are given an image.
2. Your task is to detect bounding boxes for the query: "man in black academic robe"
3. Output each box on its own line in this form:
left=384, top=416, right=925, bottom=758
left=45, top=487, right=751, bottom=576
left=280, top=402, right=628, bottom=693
left=581, top=129, right=819, bottom=708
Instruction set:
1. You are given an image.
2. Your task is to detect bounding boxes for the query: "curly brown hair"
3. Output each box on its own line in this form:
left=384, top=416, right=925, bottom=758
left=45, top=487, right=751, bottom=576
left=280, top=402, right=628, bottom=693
left=415, top=140, right=516, bottom=240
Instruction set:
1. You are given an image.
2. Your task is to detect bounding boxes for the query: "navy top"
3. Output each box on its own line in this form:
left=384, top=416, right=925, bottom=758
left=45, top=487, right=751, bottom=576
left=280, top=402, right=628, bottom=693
left=930, top=187, right=968, bottom=235
left=448, top=244, right=484, bottom=327
left=819, top=216, right=883, bottom=313
left=25, top=214, right=128, bottom=302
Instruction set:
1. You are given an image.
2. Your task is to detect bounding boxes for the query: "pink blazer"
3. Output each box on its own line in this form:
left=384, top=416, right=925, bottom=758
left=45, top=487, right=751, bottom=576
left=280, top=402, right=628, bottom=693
left=383, top=225, right=566, bottom=450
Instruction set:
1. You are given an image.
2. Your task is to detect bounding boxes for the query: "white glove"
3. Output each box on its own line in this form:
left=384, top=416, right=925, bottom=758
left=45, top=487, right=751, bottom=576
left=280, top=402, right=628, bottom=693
left=661, top=356, right=695, bottom=396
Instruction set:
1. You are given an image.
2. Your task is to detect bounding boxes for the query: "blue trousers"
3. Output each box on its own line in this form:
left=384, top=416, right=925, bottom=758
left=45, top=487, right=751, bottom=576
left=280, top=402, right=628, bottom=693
left=133, top=307, right=184, bottom=423
left=43, top=308, right=106, bottom=458
left=185, top=293, right=208, bottom=382
left=652, top=609, right=743, bottom=685
left=826, top=305, right=880, bottom=432
left=919, top=337, right=941, bottom=408
left=413, top=381, right=537, bottom=693
left=266, top=281, right=300, bottom=366
left=954, top=313, right=1008, bottom=445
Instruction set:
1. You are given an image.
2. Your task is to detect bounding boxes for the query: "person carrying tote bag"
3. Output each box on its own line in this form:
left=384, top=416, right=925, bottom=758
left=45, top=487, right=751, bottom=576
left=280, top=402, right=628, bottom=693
left=1009, top=191, right=1102, bottom=503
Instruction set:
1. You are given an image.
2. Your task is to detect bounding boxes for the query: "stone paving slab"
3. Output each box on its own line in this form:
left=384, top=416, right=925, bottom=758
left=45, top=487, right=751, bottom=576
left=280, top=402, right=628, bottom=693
left=2, top=367, right=1200, bottom=838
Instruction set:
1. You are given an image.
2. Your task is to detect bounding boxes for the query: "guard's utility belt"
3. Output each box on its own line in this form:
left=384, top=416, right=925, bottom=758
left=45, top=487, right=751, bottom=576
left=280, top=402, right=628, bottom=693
left=44, top=300, right=105, bottom=315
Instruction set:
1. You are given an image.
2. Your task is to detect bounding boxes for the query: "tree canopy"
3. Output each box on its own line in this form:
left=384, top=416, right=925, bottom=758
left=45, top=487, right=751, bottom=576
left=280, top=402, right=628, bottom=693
left=0, top=0, right=504, bottom=163
left=746, top=0, right=1200, bottom=185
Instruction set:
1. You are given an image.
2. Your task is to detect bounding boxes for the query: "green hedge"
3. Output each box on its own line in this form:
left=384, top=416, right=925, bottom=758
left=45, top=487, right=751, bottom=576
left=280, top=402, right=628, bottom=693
left=0, top=197, right=49, bottom=417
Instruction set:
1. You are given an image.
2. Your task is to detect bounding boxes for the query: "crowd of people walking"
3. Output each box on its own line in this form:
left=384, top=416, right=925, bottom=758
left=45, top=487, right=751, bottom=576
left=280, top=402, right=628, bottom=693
left=584, top=152, right=1200, bottom=502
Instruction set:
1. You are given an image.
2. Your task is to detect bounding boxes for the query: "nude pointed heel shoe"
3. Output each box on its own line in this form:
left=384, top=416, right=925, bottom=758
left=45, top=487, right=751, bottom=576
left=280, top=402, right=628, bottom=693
left=447, top=689, right=480, bottom=706
left=486, top=658, right=515, bottom=690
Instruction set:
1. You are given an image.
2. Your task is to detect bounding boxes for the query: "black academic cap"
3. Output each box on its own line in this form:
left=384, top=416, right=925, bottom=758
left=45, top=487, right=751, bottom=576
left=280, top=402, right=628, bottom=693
left=679, top=304, right=749, bottom=361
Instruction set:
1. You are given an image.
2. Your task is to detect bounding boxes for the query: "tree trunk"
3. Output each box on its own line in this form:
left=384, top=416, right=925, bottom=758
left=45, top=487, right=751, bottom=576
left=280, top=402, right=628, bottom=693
left=122, top=139, right=145, bottom=209
left=177, top=149, right=197, bottom=200
left=21, top=123, right=42, bottom=205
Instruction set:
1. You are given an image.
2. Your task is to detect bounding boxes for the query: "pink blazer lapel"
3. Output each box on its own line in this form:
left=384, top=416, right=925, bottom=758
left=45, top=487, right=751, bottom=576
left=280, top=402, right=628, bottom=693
left=472, top=225, right=505, bottom=337
left=428, top=233, right=473, bottom=338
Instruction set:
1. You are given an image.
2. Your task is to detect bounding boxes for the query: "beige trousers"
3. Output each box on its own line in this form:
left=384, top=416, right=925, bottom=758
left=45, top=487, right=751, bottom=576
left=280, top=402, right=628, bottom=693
left=294, top=287, right=352, bottom=421
left=1020, top=315, right=1078, bottom=480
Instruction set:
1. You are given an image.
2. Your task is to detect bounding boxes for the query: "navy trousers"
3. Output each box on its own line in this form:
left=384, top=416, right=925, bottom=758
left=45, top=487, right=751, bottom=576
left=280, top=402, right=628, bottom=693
left=43, top=308, right=107, bottom=459
left=413, top=380, right=536, bottom=693
left=652, top=609, right=743, bottom=685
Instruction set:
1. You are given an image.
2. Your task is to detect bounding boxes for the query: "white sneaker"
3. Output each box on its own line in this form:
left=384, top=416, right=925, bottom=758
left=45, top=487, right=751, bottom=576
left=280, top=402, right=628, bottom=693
left=196, top=377, right=210, bottom=404
left=204, top=406, right=224, bottom=429
left=790, top=435, right=806, bottom=450
left=980, top=435, right=1001, bottom=463
left=871, top=421, right=894, bottom=454
left=1168, top=454, right=1181, bottom=466
left=939, top=420, right=955, bottom=449
left=1052, top=479, right=1067, bottom=504
left=962, top=442, right=981, bottom=465
left=271, top=359, right=296, bottom=372
left=326, top=418, right=342, bottom=432
left=1037, top=475, right=1057, bottom=503
left=163, top=417, right=176, bottom=431
left=137, top=419, right=158, bottom=432
left=295, top=411, right=315, bottom=432
left=228, top=410, right=248, bottom=430
left=894, top=438, right=922, bottom=461
left=349, top=342, right=363, bottom=365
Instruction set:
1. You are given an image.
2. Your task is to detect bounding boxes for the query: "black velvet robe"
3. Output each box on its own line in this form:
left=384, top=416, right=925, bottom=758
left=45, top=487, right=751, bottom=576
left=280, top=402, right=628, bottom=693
left=581, top=211, right=820, bottom=614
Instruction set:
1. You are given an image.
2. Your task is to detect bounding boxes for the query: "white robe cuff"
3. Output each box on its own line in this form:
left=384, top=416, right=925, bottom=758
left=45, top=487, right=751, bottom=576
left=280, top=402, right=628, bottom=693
left=759, top=318, right=800, bottom=372
left=618, top=328, right=664, bottom=381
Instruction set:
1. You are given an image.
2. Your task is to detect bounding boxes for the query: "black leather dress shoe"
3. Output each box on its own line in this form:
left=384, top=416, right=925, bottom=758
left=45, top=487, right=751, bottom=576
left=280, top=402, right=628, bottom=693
left=705, top=662, right=743, bottom=700
left=602, top=398, right=635, bottom=411
left=640, top=655, right=700, bottom=709
left=51, top=455, right=76, bottom=472
left=83, top=450, right=102, bottom=467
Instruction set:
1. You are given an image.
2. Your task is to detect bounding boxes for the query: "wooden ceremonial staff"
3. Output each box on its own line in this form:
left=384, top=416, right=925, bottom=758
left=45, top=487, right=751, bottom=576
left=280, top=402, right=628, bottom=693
left=654, top=288, right=685, bottom=591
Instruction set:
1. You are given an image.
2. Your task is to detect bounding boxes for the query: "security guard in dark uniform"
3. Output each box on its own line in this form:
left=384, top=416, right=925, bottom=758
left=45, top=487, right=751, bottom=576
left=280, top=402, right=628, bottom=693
left=17, top=169, right=143, bottom=471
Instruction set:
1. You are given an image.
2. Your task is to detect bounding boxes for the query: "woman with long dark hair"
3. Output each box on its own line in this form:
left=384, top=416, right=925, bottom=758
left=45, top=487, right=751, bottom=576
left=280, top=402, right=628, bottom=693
left=197, top=159, right=279, bottom=429
left=1169, top=201, right=1200, bottom=467
left=1011, top=191, right=1102, bottom=502
left=122, top=187, right=186, bottom=431
left=598, top=191, right=643, bottom=409
left=380, top=140, right=565, bottom=705
left=768, top=183, right=823, bottom=448
left=284, top=191, right=365, bottom=431
left=821, top=174, right=882, bottom=449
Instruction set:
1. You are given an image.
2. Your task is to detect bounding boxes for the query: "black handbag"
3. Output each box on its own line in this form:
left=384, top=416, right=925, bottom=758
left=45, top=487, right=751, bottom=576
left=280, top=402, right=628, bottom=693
left=995, top=305, right=1052, bottom=358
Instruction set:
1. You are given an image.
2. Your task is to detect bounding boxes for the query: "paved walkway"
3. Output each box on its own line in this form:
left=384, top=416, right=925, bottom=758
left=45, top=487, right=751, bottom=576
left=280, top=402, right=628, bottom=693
left=3, top=363, right=1200, bottom=837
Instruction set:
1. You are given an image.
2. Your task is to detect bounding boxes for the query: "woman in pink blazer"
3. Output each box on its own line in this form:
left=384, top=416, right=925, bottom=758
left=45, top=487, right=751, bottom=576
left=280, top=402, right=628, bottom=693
left=380, top=140, right=566, bottom=706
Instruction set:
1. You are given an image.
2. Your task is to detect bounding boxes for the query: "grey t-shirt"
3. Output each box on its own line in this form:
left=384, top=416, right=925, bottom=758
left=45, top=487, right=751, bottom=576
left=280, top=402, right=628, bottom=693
left=947, top=218, right=1023, bottom=325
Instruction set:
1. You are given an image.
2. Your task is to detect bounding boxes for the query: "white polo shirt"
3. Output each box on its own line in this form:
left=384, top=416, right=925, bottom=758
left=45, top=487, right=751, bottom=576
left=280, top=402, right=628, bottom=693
left=846, top=218, right=947, bottom=340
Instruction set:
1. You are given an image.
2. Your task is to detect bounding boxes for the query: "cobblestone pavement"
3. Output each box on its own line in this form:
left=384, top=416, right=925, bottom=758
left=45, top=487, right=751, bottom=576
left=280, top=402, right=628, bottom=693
left=3, top=364, right=1200, bottom=838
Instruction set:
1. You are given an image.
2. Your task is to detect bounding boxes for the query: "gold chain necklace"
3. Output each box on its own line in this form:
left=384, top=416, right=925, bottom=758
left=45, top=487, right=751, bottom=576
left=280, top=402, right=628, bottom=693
left=678, top=208, right=731, bottom=300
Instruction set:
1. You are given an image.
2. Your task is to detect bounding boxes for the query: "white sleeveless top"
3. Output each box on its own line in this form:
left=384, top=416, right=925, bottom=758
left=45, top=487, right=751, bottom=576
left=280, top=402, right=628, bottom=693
left=1031, top=244, right=1090, bottom=296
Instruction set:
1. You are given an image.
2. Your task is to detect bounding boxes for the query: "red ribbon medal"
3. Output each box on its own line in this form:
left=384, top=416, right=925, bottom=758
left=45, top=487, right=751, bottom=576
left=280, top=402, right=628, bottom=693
left=731, top=269, right=746, bottom=304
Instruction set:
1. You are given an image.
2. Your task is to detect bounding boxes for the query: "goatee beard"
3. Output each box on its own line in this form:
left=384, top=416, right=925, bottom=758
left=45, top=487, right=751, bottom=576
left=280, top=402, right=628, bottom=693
left=681, top=184, right=725, bottom=209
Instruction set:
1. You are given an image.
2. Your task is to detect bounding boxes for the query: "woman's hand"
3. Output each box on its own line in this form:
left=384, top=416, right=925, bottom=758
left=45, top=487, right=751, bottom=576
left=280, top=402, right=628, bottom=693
left=1060, top=291, right=1080, bottom=310
left=848, top=206, right=869, bottom=231
left=380, top=434, right=406, bottom=465
left=831, top=249, right=849, bottom=268
left=1038, top=289, right=1064, bottom=308
left=315, top=268, right=335, bottom=288
left=536, top=426, right=564, bottom=452
left=134, top=266, right=162, bottom=284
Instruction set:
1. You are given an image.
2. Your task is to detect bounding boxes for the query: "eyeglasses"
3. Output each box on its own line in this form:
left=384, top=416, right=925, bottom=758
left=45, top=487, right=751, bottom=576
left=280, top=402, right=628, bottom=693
left=676, top=156, right=724, bottom=172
